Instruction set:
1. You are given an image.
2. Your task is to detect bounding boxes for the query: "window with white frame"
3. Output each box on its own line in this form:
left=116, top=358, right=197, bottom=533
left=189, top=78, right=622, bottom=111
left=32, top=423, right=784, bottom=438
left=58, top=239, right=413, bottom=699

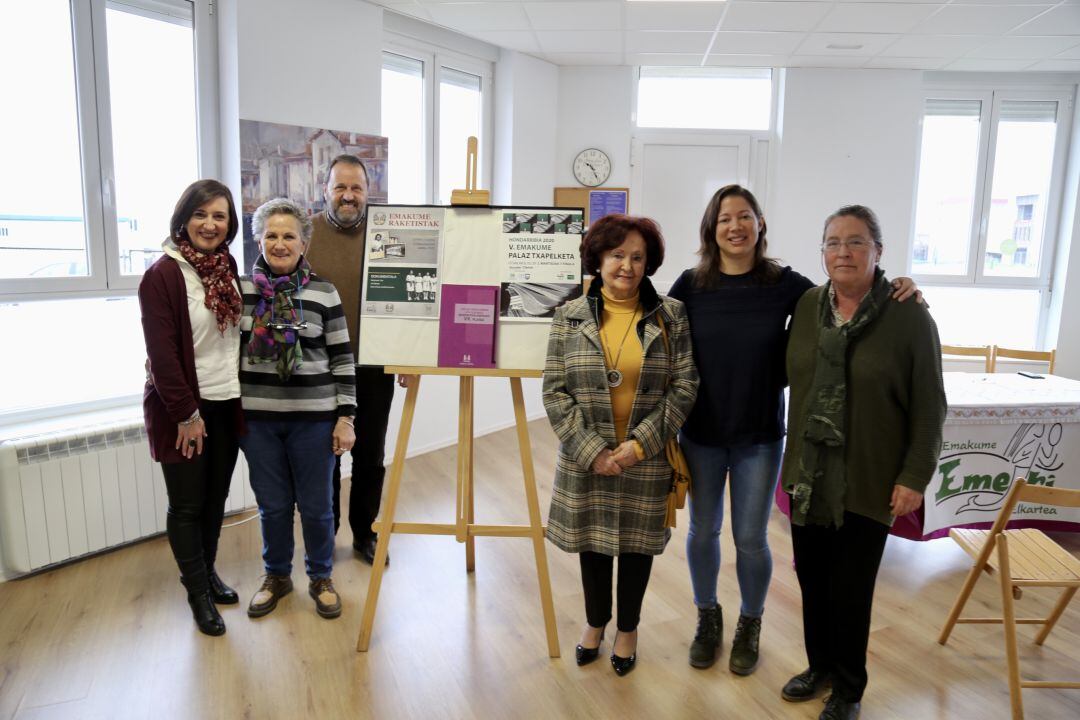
left=380, top=43, right=492, bottom=205
left=636, top=67, right=773, bottom=131
left=0, top=0, right=214, bottom=420
left=910, top=89, right=1072, bottom=349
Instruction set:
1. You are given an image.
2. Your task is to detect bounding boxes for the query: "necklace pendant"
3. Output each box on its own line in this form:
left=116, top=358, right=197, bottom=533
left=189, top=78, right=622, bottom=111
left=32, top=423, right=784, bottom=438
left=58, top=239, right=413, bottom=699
left=606, top=369, right=623, bottom=388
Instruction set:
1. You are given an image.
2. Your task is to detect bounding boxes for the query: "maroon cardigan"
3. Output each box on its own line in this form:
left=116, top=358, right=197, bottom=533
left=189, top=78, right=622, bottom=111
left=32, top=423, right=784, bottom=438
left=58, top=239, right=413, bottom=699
left=138, top=252, right=245, bottom=463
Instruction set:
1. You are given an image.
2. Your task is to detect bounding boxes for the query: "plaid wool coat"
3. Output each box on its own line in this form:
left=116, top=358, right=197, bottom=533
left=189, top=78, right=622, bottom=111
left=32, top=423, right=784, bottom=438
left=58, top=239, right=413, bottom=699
left=543, top=277, right=699, bottom=556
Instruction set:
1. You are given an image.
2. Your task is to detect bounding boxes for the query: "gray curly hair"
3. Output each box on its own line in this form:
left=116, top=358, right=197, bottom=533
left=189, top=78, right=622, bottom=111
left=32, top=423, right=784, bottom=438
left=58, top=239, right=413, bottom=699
left=251, top=198, right=313, bottom=243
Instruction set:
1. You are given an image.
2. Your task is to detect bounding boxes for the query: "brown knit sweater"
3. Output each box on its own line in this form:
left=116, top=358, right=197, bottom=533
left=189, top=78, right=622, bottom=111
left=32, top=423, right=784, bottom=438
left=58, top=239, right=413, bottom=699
left=306, top=211, right=366, bottom=356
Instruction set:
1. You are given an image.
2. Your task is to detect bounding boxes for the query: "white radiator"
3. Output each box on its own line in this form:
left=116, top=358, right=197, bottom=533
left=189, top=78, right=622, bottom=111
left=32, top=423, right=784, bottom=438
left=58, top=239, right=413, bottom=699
left=0, top=411, right=255, bottom=578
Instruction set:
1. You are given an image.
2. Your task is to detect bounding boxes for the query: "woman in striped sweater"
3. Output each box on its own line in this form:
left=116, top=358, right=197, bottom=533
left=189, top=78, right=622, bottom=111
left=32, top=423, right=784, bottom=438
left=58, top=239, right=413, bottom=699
left=238, top=198, right=356, bottom=621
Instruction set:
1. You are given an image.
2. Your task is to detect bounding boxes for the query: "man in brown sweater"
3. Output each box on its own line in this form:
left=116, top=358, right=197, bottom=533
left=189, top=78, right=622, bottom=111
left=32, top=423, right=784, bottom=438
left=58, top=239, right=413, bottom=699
left=305, top=154, right=394, bottom=565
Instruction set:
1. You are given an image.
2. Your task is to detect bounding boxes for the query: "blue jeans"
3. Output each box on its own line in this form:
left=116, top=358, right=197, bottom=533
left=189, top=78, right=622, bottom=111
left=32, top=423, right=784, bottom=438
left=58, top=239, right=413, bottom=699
left=683, top=435, right=784, bottom=617
left=241, top=419, right=336, bottom=579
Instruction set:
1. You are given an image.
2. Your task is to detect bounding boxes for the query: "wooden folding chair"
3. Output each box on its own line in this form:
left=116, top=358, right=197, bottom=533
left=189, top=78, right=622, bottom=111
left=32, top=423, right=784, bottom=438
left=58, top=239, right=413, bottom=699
left=938, top=479, right=1080, bottom=719
left=942, top=344, right=995, bottom=373
left=990, top=347, right=1056, bottom=374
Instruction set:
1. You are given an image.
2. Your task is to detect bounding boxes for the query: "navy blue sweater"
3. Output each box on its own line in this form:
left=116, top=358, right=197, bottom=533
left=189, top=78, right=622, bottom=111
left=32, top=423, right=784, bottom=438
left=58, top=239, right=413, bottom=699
left=669, top=265, right=814, bottom=447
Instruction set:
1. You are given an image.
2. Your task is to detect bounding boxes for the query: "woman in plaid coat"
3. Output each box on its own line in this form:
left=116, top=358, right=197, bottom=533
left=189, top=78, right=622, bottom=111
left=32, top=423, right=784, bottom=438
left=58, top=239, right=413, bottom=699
left=543, top=214, right=699, bottom=676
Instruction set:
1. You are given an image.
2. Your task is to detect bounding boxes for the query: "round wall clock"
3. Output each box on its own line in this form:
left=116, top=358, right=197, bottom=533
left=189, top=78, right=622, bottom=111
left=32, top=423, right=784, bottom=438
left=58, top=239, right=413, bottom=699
left=573, top=148, right=611, bottom=187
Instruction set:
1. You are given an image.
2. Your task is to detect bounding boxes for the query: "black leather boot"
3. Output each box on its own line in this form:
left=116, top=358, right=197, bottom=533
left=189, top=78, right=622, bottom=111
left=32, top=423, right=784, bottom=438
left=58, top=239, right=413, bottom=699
left=208, top=569, right=239, bottom=605
left=187, top=589, right=226, bottom=636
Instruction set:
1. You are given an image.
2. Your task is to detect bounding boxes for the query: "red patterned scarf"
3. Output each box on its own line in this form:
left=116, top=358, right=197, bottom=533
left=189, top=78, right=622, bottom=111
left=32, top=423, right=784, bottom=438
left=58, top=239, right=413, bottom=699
left=175, top=238, right=242, bottom=334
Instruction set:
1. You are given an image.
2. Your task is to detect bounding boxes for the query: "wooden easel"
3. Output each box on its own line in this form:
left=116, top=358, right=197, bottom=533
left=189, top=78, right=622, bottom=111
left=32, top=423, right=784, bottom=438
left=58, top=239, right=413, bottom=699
left=355, top=366, right=561, bottom=658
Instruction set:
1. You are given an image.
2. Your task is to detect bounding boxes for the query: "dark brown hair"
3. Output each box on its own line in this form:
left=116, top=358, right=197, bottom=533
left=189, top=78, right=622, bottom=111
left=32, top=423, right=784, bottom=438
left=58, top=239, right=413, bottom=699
left=170, top=179, right=239, bottom=245
left=694, top=184, right=781, bottom=287
left=581, top=213, right=665, bottom=277
left=822, top=205, right=884, bottom=249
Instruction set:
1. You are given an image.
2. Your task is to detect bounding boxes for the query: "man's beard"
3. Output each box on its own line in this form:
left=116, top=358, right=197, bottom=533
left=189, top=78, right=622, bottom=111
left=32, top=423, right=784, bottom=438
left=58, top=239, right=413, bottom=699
left=330, top=201, right=364, bottom=227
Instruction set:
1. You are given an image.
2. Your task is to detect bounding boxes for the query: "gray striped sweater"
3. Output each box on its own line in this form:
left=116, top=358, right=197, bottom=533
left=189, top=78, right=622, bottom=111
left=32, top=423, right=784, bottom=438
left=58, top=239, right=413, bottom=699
left=238, top=273, right=356, bottom=421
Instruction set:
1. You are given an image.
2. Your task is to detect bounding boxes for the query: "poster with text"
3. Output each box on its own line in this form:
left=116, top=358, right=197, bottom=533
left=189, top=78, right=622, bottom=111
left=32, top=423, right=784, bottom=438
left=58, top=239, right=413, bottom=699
left=500, top=210, right=584, bottom=321
left=922, top=420, right=1080, bottom=537
left=362, top=207, right=443, bottom=318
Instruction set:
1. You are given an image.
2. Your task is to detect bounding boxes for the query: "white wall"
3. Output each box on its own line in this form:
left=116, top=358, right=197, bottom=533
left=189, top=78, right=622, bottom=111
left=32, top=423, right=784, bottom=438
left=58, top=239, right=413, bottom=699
left=556, top=66, right=635, bottom=188
left=769, top=68, right=923, bottom=285
left=236, top=0, right=382, bottom=132
left=1048, top=89, right=1080, bottom=380
left=227, top=0, right=549, bottom=464
left=493, top=49, right=559, bottom=206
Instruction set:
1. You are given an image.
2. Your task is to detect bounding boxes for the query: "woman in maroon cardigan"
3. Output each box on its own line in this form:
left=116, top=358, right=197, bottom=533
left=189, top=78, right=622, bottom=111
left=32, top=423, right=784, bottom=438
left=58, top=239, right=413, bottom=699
left=139, top=179, right=245, bottom=636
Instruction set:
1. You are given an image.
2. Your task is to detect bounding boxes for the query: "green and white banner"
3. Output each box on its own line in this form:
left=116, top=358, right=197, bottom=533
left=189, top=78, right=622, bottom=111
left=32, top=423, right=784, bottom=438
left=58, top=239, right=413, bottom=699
left=922, top=372, right=1080, bottom=538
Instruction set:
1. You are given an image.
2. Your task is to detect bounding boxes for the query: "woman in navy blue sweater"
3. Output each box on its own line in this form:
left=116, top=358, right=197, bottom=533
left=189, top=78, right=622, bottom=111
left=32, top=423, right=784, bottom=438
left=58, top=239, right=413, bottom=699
left=668, top=185, right=918, bottom=676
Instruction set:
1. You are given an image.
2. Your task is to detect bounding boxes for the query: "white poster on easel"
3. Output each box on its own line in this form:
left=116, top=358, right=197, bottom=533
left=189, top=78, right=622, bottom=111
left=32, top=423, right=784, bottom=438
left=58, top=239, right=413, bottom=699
left=500, top=210, right=584, bottom=323
left=362, top=208, right=444, bottom=319
left=357, top=205, right=584, bottom=369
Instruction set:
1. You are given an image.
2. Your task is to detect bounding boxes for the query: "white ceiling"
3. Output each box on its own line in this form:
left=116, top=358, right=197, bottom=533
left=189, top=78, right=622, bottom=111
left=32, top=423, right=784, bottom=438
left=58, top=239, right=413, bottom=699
left=372, top=0, right=1080, bottom=71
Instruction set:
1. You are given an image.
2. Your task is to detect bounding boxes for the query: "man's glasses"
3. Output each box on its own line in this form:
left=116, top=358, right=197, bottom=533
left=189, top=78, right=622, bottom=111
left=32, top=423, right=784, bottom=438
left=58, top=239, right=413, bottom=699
left=822, top=238, right=873, bottom=253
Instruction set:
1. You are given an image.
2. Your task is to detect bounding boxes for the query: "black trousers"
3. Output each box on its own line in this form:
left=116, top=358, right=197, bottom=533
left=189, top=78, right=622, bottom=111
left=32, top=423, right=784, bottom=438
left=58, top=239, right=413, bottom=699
left=159, top=399, right=240, bottom=594
left=791, top=511, right=891, bottom=702
left=332, top=366, right=395, bottom=542
left=579, top=551, right=654, bottom=633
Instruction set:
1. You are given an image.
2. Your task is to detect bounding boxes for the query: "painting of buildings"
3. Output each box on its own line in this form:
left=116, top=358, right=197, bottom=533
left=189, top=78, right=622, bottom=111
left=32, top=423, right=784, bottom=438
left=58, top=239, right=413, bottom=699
left=239, top=119, right=388, bottom=270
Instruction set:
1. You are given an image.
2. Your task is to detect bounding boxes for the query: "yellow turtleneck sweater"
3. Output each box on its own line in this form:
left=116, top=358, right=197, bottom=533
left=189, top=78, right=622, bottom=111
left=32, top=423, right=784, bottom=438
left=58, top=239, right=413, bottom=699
left=600, top=288, right=645, bottom=460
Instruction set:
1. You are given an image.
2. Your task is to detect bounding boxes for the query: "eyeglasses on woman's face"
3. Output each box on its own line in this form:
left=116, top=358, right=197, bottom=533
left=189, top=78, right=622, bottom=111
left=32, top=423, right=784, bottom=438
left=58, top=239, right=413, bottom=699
left=821, top=237, right=873, bottom=253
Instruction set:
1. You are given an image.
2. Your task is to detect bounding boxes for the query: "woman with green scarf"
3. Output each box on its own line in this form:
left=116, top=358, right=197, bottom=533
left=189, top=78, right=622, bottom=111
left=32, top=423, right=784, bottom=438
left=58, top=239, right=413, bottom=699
left=238, top=198, right=356, bottom=621
left=779, top=205, right=946, bottom=720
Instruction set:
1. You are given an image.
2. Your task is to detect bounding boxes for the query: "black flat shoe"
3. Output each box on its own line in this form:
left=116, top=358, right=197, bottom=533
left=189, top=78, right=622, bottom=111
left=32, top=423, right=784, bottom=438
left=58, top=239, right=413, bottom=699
left=208, top=570, right=239, bottom=605
left=611, top=652, right=636, bottom=676
left=354, top=536, right=389, bottom=566
left=188, top=590, right=226, bottom=636
left=575, top=628, right=606, bottom=666
left=782, top=668, right=831, bottom=702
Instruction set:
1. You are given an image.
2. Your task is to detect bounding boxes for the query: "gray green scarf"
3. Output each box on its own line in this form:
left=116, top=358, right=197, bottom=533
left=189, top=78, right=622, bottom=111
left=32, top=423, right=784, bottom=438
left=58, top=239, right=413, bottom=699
left=791, top=268, right=893, bottom=528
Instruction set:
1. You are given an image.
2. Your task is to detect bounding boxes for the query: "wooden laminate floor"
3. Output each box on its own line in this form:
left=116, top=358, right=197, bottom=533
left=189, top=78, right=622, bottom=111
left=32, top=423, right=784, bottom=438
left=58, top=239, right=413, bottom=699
left=1, top=420, right=1079, bottom=720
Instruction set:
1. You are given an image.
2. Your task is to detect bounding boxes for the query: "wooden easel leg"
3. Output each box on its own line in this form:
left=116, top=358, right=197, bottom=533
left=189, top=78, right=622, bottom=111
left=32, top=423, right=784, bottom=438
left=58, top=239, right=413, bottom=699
left=455, top=378, right=468, bottom=545
left=464, top=376, right=476, bottom=572
left=509, top=377, right=560, bottom=658
left=357, top=377, right=421, bottom=652
left=997, top=535, right=1024, bottom=719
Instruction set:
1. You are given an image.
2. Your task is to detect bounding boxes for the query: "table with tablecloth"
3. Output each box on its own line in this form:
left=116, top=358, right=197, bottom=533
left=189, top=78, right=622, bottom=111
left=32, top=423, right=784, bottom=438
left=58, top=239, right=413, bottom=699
left=775, top=372, right=1080, bottom=540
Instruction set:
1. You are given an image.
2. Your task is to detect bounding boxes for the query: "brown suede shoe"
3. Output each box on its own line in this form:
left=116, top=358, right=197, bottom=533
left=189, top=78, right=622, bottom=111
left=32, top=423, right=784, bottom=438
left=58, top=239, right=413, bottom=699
left=247, top=574, right=293, bottom=618
left=309, top=577, right=342, bottom=619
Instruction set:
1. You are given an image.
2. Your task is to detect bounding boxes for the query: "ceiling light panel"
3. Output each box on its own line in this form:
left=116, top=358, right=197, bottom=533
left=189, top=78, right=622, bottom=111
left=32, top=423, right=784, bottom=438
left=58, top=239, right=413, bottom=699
left=535, top=29, right=622, bottom=53
left=626, top=31, right=714, bottom=53
left=721, top=2, right=832, bottom=33
left=522, top=2, right=621, bottom=31
left=912, top=5, right=1053, bottom=36
left=424, top=2, right=531, bottom=32
left=710, top=30, right=805, bottom=54
left=877, top=34, right=988, bottom=57
left=1009, top=5, right=1080, bottom=36
left=796, top=32, right=900, bottom=55
left=816, top=3, right=942, bottom=34
left=965, top=35, right=1080, bottom=59
left=625, top=1, right=726, bottom=31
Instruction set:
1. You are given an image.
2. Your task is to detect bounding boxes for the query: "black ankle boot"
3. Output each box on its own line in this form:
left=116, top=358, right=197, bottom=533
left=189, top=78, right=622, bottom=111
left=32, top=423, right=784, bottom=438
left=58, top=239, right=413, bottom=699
left=208, top=570, right=239, bottom=605
left=187, top=590, right=226, bottom=636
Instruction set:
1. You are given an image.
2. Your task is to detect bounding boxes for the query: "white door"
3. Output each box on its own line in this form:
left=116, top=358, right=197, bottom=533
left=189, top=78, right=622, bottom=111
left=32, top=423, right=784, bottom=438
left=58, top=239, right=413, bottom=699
left=630, top=133, right=765, bottom=290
